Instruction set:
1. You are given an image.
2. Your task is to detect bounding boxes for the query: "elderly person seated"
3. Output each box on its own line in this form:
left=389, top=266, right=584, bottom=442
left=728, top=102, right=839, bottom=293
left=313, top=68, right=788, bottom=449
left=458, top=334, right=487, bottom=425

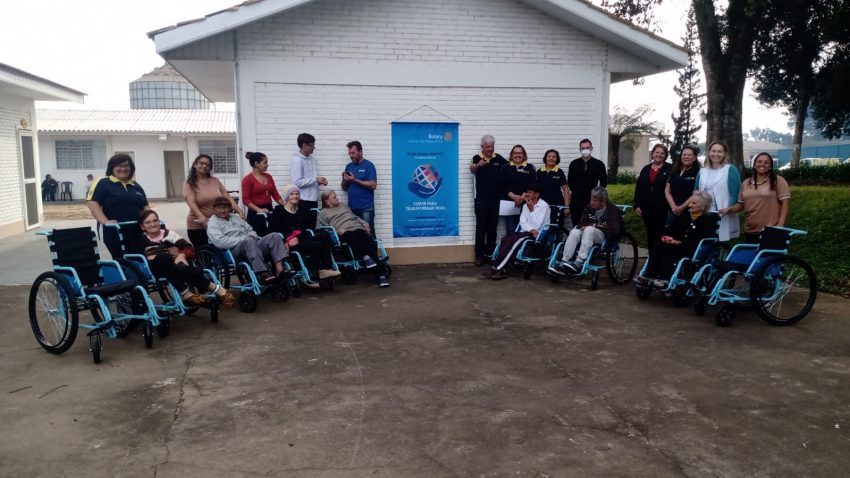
left=484, top=183, right=550, bottom=280
left=318, top=189, right=389, bottom=288
left=548, top=186, right=624, bottom=275
left=638, top=191, right=718, bottom=288
left=132, top=210, right=236, bottom=308
left=207, top=196, right=292, bottom=285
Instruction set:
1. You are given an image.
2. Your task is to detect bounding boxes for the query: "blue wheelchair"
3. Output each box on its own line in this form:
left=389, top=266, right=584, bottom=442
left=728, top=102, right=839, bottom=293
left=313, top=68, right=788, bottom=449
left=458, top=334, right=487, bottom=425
left=489, top=221, right=561, bottom=280
left=545, top=205, right=638, bottom=290
left=29, top=227, right=168, bottom=363
left=103, top=222, right=223, bottom=334
left=693, top=226, right=817, bottom=326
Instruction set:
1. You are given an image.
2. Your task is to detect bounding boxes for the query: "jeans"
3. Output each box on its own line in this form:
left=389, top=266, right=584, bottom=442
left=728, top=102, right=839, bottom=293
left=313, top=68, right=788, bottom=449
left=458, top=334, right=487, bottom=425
left=351, top=207, right=376, bottom=238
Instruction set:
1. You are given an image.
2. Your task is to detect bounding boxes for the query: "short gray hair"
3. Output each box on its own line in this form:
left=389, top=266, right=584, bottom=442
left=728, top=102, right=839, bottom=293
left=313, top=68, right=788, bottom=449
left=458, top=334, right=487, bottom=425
left=480, top=134, right=495, bottom=146
left=590, top=186, right=608, bottom=203
left=690, top=190, right=712, bottom=210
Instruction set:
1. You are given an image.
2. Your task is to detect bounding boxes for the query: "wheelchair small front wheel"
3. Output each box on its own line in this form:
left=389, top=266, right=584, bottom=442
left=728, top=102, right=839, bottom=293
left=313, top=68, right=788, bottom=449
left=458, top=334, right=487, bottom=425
left=29, top=271, right=79, bottom=355
left=89, top=333, right=102, bottom=364
left=606, top=232, right=638, bottom=285
left=590, top=271, right=599, bottom=290
left=272, top=284, right=290, bottom=302
left=750, top=255, right=817, bottom=326
left=715, top=305, right=735, bottom=327
left=143, top=321, right=154, bottom=349
left=635, top=284, right=651, bottom=300
left=694, top=296, right=709, bottom=316
left=156, top=318, right=171, bottom=339
left=672, top=286, right=691, bottom=308
left=238, top=291, right=258, bottom=313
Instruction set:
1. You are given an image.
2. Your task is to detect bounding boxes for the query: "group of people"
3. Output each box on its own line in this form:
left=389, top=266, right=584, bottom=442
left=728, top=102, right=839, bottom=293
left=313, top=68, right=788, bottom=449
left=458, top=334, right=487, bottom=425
left=85, top=134, right=389, bottom=313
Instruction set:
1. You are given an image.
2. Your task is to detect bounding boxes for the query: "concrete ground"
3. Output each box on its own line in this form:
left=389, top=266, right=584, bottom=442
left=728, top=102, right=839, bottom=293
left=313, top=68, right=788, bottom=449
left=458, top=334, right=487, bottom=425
left=1, top=207, right=849, bottom=476
left=1, top=258, right=849, bottom=477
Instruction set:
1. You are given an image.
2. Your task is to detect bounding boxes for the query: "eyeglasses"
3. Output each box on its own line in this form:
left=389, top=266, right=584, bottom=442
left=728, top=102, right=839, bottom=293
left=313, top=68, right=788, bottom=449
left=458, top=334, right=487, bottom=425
left=196, top=162, right=212, bottom=168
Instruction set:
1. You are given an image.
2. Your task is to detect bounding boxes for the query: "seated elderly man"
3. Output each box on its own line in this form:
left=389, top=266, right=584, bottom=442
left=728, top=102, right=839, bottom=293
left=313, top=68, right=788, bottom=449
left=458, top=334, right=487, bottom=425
left=207, top=196, right=292, bottom=285
left=639, top=191, right=718, bottom=288
left=485, top=183, right=550, bottom=280
left=548, top=186, right=623, bottom=275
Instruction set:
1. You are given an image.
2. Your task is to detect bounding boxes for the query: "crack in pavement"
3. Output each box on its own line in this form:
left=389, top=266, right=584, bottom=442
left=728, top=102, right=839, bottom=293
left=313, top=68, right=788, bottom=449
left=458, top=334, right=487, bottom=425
left=154, top=354, right=197, bottom=477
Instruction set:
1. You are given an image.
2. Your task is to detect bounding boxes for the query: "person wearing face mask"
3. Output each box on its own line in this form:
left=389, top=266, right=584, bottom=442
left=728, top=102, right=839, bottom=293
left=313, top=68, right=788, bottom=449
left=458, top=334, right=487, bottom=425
left=567, top=139, right=607, bottom=228
left=470, top=134, right=508, bottom=266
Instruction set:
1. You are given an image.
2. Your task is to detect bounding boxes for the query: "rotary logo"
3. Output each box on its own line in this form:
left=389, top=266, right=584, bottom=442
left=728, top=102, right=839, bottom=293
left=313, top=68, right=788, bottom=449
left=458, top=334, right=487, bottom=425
left=408, top=164, right=443, bottom=198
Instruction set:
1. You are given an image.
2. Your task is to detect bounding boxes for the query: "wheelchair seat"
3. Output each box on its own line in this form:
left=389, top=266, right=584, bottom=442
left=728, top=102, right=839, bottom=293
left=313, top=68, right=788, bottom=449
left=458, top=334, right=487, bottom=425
left=85, top=280, right=137, bottom=298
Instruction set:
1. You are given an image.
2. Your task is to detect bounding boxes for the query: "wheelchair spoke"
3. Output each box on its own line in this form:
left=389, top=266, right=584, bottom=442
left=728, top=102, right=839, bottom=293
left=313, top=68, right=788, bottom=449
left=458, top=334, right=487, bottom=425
left=751, top=256, right=817, bottom=326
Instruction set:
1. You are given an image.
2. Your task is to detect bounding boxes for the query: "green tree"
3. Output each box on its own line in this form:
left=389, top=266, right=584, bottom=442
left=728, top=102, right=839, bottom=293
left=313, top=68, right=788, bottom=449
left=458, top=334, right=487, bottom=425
left=670, top=6, right=705, bottom=161
left=745, top=127, right=792, bottom=145
left=608, top=104, right=661, bottom=181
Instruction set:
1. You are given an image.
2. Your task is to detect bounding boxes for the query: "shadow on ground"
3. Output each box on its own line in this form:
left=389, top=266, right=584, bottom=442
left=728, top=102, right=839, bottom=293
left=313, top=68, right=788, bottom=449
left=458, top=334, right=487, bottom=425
left=1, top=264, right=848, bottom=477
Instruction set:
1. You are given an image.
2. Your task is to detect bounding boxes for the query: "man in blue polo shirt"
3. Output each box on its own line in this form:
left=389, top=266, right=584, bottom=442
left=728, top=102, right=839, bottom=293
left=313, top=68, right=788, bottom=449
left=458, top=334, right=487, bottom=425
left=341, top=141, right=378, bottom=237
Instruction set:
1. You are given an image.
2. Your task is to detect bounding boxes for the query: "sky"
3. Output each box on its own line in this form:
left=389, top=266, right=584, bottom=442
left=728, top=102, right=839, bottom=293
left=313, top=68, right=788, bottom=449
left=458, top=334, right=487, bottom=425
left=1, top=0, right=791, bottom=137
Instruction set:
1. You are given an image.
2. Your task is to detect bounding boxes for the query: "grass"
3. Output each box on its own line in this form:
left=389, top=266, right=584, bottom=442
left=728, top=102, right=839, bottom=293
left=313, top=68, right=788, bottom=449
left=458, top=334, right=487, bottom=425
left=608, top=184, right=850, bottom=297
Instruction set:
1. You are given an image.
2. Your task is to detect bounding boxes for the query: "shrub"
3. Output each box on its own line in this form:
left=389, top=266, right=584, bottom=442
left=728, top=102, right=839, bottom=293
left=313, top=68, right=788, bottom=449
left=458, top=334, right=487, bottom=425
left=609, top=170, right=637, bottom=184
left=776, top=163, right=850, bottom=185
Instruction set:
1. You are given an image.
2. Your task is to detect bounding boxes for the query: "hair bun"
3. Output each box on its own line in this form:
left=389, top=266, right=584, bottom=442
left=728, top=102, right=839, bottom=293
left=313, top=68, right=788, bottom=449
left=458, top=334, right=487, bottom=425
left=245, top=151, right=255, bottom=160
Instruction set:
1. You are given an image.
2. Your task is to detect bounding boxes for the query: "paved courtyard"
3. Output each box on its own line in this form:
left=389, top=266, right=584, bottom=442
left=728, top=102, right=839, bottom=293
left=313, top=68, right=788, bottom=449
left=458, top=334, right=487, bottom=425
left=1, top=258, right=848, bottom=477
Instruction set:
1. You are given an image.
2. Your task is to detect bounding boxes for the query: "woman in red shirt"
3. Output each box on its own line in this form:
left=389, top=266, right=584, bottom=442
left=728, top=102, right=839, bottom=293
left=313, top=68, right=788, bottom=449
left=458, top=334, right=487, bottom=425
left=242, top=151, right=285, bottom=234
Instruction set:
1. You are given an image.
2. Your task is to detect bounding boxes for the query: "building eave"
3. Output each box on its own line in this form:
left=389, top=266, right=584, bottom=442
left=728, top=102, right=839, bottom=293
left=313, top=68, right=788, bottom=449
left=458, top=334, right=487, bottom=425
left=0, top=62, right=85, bottom=103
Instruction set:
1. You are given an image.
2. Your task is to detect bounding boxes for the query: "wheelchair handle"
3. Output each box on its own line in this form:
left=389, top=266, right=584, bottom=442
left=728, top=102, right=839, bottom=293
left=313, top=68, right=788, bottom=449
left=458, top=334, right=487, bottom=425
left=616, top=204, right=633, bottom=212
left=766, top=226, right=807, bottom=236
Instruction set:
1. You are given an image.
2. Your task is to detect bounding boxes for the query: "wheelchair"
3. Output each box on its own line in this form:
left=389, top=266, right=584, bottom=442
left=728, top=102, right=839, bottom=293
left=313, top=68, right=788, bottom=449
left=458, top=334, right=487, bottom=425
left=693, top=226, right=817, bottom=326
left=634, top=214, right=725, bottom=307
left=316, top=225, right=390, bottom=285
left=256, top=211, right=340, bottom=290
left=545, top=205, right=638, bottom=290
left=103, top=222, right=223, bottom=335
left=489, top=221, right=560, bottom=280
left=194, top=242, right=297, bottom=313
left=29, top=227, right=168, bottom=363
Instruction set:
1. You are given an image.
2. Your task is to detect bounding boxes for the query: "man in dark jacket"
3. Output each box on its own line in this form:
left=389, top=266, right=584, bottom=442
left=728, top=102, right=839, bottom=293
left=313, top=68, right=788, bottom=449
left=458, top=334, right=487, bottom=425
left=549, top=186, right=623, bottom=275
left=567, top=138, right=607, bottom=227
left=470, top=134, right=508, bottom=266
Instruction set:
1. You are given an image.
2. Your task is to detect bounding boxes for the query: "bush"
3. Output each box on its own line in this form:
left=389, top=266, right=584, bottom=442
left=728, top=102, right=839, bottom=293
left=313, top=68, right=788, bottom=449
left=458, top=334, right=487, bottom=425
left=608, top=170, right=637, bottom=184
left=776, top=163, right=850, bottom=185
left=607, top=184, right=850, bottom=297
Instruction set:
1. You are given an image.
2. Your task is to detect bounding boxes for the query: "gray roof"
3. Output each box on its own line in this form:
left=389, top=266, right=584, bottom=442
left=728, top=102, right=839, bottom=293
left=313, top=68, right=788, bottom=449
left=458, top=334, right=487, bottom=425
left=37, top=109, right=235, bottom=134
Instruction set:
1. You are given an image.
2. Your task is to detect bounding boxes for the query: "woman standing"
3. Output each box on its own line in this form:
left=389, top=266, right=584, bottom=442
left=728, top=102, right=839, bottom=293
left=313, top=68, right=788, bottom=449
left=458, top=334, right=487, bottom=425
left=270, top=185, right=341, bottom=288
left=501, top=144, right=536, bottom=233
left=665, top=145, right=701, bottom=224
left=722, top=152, right=790, bottom=243
left=696, top=140, right=741, bottom=241
left=634, top=144, right=672, bottom=247
left=87, top=153, right=150, bottom=258
left=242, top=151, right=285, bottom=234
left=536, top=149, right=570, bottom=228
left=183, top=154, right=242, bottom=247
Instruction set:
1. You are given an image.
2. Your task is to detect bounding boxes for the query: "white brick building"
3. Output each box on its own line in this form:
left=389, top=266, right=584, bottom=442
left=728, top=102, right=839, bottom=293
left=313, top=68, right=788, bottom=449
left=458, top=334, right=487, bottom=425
left=150, top=0, right=686, bottom=262
left=0, top=63, right=84, bottom=239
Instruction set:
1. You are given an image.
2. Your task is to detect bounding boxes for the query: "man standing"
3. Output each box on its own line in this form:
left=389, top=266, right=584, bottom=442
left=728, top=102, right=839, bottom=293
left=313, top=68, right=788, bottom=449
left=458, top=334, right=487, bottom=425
left=341, top=141, right=378, bottom=237
left=567, top=138, right=607, bottom=227
left=469, top=134, right=508, bottom=266
left=291, top=133, right=327, bottom=228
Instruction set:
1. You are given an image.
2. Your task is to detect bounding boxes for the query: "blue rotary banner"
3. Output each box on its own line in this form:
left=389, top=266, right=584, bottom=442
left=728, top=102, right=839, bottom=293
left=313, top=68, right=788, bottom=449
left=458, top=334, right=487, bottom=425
left=391, top=122, right=459, bottom=237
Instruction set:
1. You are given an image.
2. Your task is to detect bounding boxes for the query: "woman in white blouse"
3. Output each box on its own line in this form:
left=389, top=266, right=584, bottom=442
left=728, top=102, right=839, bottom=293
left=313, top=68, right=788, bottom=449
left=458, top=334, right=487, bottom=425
left=695, top=140, right=741, bottom=241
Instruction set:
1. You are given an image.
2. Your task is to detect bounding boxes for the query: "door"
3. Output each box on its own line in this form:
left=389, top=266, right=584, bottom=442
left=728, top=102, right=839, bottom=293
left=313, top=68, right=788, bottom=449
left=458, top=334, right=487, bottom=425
left=163, top=151, right=185, bottom=199
left=19, top=130, right=39, bottom=229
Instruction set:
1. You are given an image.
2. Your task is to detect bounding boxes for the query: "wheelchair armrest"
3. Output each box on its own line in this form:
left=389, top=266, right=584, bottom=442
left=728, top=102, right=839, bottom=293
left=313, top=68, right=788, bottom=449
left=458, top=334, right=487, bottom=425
left=316, top=225, right=340, bottom=243
left=54, top=266, right=85, bottom=297
left=123, top=254, right=155, bottom=281
left=766, top=226, right=807, bottom=237
left=534, top=223, right=557, bottom=243
left=616, top=204, right=633, bottom=213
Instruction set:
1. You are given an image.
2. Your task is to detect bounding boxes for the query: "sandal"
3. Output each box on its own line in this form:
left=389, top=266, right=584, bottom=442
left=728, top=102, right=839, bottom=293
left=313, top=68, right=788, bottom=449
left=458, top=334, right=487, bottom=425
left=219, top=291, right=236, bottom=309
left=184, top=293, right=209, bottom=306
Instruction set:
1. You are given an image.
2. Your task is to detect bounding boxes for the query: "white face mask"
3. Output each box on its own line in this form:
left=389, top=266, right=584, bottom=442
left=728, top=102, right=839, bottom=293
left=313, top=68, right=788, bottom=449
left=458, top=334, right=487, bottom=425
left=580, top=148, right=592, bottom=158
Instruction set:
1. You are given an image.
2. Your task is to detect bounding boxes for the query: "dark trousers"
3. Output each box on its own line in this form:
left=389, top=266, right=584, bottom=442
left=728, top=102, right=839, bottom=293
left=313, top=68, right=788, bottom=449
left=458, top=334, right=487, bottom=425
left=642, top=209, right=668, bottom=249
left=646, top=242, right=686, bottom=279
left=745, top=232, right=761, bottom=244
left=148, top=254, right=211, bottom=293
left=291, top=234, right=334, bottom=271
left=299, top=200, right=319, bottom=230
left=493, top=231, right=533, bottom=270
left=187, top=229, right=209, bottom=248
left=246, top=204, right=272, bottom=236
left=474, top=198, right=500, bottom=258
left=341, top=229, right=384, bottom=278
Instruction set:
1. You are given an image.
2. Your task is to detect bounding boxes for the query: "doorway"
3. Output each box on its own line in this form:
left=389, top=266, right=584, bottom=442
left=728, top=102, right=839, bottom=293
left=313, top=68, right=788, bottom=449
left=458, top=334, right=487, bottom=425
left=18, top=130, right=39, bottom=229
left=163, top=151, right=185, bottom=199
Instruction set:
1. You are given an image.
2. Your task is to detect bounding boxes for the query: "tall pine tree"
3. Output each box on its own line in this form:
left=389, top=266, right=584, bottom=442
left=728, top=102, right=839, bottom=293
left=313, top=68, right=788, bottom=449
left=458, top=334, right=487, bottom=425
left=670, top=7, right=705, bottom=161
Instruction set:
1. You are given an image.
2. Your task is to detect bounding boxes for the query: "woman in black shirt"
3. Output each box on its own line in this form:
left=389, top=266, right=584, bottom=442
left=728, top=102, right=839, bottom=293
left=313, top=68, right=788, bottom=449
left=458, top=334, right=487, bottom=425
left=665, top=145, right=701, bottom=225
left=501, top=144, right=536, bottom=232
left=634, top=143, right=672, bottom=248
left=536, top=149, right=569, bottom=228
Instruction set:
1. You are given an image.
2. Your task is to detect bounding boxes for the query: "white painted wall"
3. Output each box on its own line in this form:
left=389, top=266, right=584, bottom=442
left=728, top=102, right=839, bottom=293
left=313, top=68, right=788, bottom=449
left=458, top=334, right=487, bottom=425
left=38, top=133, right=238, bottom=200
left=0, top=91, right=36, bottom=233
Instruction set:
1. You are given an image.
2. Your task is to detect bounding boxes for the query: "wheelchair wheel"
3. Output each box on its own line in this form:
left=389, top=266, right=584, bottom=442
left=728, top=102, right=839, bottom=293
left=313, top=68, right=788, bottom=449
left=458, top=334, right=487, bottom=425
left=715, top=305, right=735, bottom=327
left=606, top=232, right=638, bottom=285
left=272, top=284, right=290, bottom=302
left=635, top=284, right=652, bottom=300
left=694, top=296, right=709, bottom=316
left=210, top=302, right=219, bottom=323
left=342, top=267, right=358, bottom=285
left=238, top=291, right=258, bottom=313
left=750, top=255, right=817, bottom=326
left=143, top=321, right=154, bottom=348
left=156, top=318, right=171, bottom=339
left=89, top=333, right=102, bottom=364
left=29, top=271, right=79, bottom=354
left=522, top=265, right=533, bottom=280
left=672, top=286, right=691, bottom=308
left=195, top=246, right=231, bottom=289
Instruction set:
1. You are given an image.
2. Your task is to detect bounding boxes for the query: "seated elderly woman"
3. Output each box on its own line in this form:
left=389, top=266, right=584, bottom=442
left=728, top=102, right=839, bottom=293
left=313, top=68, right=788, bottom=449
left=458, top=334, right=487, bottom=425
left=548, top=186, right=624, bottom=275
left=484, top=183, right=550, bottom=280
left=133, top=210, right=236, bottom=308
left=638, top=190, right=718, bottom=288
left=207, top=196, right=293, bottom=285
left=269, top=184, right=341, bottom=289
left=319, top=190, right=389, bottom=288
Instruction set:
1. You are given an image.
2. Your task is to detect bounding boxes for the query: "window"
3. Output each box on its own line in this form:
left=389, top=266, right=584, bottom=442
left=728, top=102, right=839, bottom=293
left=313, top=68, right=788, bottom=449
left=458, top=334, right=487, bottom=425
left=198, top=139, right=238, bottom=174
left=55, top=140, right=107, bottom=170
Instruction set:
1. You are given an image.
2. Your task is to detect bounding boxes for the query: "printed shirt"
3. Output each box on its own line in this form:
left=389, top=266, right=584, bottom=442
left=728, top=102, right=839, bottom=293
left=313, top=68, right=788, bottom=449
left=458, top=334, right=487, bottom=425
left=87, top=176, right=148, bottom=222
left=344, top=159, right=377, bottom=210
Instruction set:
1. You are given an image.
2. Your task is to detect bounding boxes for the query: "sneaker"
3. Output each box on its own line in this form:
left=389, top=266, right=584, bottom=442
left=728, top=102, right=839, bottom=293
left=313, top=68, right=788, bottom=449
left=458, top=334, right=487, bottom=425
left=378, top=275, right=390, bottom=288
left=490, top=269, right=510, bottom=281
left=300, top=279, right=321, bottom=289
left=257, top=271, right=279, bottom=285
left=651, top=278, right=669, bottom=288
left=562, top=261, right=579, bottom=273
left=363, top=256, right=378, bottom=269
left=548, top=264, right=566, bottom=276
left=318, top=269, right=342, bottom=280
